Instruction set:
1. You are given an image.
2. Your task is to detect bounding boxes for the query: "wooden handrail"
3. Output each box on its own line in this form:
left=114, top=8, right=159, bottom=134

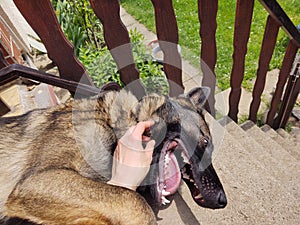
left=259, top=0, right=300, bottom=47
left=0, top=64, right=120, bottom=97
left=89, top=0, right=146, bottom=98
left=257, top=0, right=300, bottom=128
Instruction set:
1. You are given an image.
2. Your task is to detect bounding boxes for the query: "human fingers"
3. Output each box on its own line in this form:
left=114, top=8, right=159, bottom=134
left=145, top=139, right=155, bottom=151
left=144, top=140, right=155, bottom=164
left=131, top=120, right=155, bottom=140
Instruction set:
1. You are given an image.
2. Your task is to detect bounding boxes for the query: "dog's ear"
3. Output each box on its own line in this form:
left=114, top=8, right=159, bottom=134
left=186, top=87, right=210, bottom=109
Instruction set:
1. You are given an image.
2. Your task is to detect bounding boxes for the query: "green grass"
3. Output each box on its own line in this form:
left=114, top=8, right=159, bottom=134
left=121, top=0, right=300, bottom=90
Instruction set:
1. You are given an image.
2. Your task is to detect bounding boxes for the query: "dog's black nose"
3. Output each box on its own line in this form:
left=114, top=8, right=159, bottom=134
left=217, top=191, right=227, bottom=208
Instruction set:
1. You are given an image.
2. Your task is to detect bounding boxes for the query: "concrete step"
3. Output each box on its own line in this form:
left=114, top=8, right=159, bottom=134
left=261, top=124, right=300, bottom=160
left=158, top=114, right=299, bottom=224
left=220, top=117, right=299, bottom=199
left=277, top=128, right=300, bottom=154
left=277, top=128, right=292, bottom=139
left=215, top=86, right=270, bottom=120
left=240, top=121, right=299, bottom=197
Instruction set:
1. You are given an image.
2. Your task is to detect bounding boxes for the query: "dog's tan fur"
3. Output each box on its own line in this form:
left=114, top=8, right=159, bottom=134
left=0, top=90, right=158, bottom=225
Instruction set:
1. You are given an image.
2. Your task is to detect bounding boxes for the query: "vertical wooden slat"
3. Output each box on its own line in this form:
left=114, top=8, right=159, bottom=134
left=198, top=0, right=218, bottom=117
left=13, top=0, right=93, bottom=86
left=274, top=64, right=299, bottom=129
left=266, top=40, right=298, bottom=126
left=228, top=0, right=254, bottom=122
left=89, top=0, right=146, bottom=98
left=151, top=0, right=184, bottom=97
left=249, top=15, right=280, bottom=122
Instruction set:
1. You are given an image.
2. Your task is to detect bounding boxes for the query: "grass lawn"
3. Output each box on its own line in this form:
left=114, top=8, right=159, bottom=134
left=120, top=0, right=300, bottom=90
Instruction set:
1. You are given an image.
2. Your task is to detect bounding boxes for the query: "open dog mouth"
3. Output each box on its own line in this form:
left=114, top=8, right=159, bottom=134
left=156, top=139, right=204, bottom=206
left=157, top=140, right=181, bottom=205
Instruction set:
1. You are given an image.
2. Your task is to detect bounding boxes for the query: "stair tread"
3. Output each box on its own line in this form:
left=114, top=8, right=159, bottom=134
left=240, top=120, right=298, bottom=165
left=219, top=117, right=299, bottom=195
left=261, top=124, right=300, bottom=160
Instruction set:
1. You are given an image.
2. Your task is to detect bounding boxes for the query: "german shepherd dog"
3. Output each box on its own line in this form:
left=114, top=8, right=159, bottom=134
left=0, top=87, right=226, bottom=225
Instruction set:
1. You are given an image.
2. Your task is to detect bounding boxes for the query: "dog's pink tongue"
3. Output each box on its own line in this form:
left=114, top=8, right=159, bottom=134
left=164, top=152, right=181, bottom=195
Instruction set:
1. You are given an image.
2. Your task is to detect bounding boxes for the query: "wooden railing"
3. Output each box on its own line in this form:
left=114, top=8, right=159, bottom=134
left=0, top=0, right=299, bottom=129
left=229, top=0, right=299, bottom=128
left=199, top=0, right=299, bottom=128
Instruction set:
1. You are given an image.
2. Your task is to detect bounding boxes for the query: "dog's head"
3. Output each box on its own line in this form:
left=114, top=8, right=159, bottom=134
left=135, top=87, right=227, bottom=210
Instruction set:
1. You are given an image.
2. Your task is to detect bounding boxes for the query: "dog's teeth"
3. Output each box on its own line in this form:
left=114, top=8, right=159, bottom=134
left=162, top=190, right=170, bottom=196
left=161, top=196, right=170, bottom=205
left=182, top=173, right=189, bottom=179
left=164, top=154, right=171, bottom=164
left=190, top=179, right=194, bottom=183
left=194, top=193, right=203, bottom=200
left=181, top=152, right=190, bottom=164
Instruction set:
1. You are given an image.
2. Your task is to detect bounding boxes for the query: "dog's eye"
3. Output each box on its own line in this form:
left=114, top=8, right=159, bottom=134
left=201, top=137, right=209, bottom=147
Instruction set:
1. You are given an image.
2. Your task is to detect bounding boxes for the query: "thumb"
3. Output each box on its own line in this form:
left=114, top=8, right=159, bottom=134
left=145, top=140, right=155, bottom=151
left=144, top=140, right=155, bottom=165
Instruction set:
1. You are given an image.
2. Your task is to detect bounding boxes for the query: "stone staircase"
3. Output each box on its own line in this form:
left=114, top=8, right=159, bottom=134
left=157, top=113, right=299, bottom=225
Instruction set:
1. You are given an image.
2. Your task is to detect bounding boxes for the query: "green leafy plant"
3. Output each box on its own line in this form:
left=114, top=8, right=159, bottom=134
left=79, top=29, right=168, bottom=94
left=53, top=0, right=104, bottom=56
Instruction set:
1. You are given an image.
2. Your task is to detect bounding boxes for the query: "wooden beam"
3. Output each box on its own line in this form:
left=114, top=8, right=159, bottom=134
left=151, top=0, right=184, bottom=97
left=198, top=0, right=218, bottom=116
left=13, top=0, right=94, bottom=86
left=259, top=0, right=300, bottom=47
left=266, top=40, right=298, bottom=126
left=249, top=15, right=280, bottom=122
left=228, top=0, right=255, bottom=122
left=89, top=0, right=146, bottom=98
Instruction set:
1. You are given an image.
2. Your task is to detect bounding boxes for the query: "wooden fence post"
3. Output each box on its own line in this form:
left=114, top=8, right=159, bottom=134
left=198, top=0, right=218, bottom=116
left=89, top=0, right=146, bottom=98
left=249, top=15, right=280, bottom=122
left=151, top=0, right=184, bottom=97
left=228, top=0, right=254, bottom=122
left=266, top=40, right=298, bottom=126
left=13, top=0, right=94, bottom=86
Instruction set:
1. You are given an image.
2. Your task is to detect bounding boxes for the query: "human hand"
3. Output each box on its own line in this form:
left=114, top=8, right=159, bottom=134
left=107, top=120, right=156, bottom=191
